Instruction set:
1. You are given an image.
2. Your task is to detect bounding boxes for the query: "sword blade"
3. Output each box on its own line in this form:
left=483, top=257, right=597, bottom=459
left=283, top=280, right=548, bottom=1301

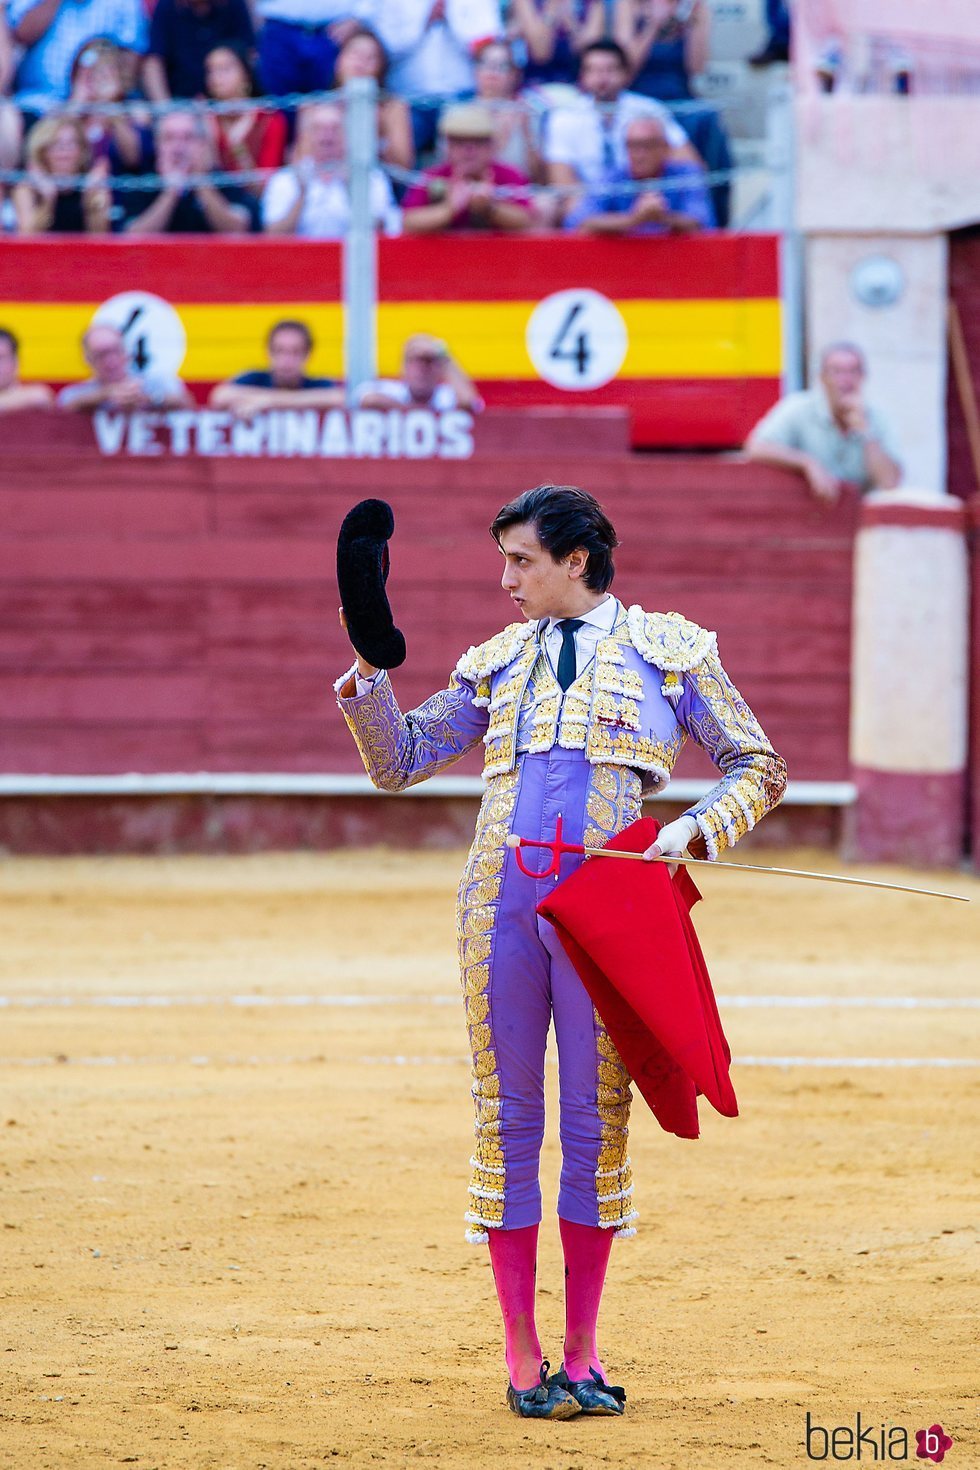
left=580, top=846, right=969, bottom=902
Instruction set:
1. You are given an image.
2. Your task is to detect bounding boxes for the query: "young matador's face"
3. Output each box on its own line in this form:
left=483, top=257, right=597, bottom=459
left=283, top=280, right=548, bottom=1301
left=497, top=523, right=592, bottom=623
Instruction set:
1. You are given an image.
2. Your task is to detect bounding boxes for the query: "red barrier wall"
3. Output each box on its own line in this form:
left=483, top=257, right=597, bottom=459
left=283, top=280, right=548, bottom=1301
left=2, top=235, right=781, bottom=449
left=1, top=412, right=857, bottom=806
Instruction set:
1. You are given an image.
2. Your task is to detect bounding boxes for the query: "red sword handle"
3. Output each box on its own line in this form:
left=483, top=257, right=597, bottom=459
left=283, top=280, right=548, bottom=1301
left=510, top=815, right=587, bottom=878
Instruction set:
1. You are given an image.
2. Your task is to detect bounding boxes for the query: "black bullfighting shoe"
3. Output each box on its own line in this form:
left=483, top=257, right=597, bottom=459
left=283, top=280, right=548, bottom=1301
left=550, top=1365, right=627, bottom=1416
left=506, top=1360, right=581, bottom=1419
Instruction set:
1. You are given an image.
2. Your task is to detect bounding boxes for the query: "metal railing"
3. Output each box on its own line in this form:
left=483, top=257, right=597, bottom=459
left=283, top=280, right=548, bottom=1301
left=1, top=76, right=799, bottom=397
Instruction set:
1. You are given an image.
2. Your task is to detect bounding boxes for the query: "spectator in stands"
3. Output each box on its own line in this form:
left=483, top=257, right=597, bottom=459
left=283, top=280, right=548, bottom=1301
left=744, top=342, right=903, bottom=501
left=205, top=41, right=286, bottom=193
left=613, top=0, right=709, bottom=99
left=357, top=333, right=483, bottom=412
left=262, top=100, right=399, bottom=238
left=256, top=2, right=370, bottom=103
left=749, top=0, right=790, bottom=67
left=209, top=318, right=345, bottom=416
left=142, top=0, right=254, bottom=102
left=374, top=0, right=501, bottom=159
left=401, top=102, right=534, bottom=234
left=508, top=0, right=605, bottom=86
left=70, top=37, right=150, bottom=174
left=8, top=0, right=148, bottom=110
left=13, top=114, right=111, bottom=232
left=119, top=108, right=257, bottom=233
left=0, top=327, right=54, bottom=412
left=612, top=0, right=732, bottom=226
left=58, top=321, right=192, bottom=411
left=544, top=39, right=696, bottom=218
left=333, top=26, right=413, bottom=173
left=472, top=38, right=543, bottom=183
left=566, top=112, right=713, bottom=233
left=0, top=6, right=24, bottom=218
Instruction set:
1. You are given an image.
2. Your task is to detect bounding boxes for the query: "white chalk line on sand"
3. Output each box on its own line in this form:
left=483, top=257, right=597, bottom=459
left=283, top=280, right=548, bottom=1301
left=0, top=1054, right=978, bottom=1069
left=0, top=993, right=977, bottom=1010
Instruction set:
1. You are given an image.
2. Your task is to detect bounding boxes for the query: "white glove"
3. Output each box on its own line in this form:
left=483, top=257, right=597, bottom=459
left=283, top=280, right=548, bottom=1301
left=642, top=814, right=699, bottom=868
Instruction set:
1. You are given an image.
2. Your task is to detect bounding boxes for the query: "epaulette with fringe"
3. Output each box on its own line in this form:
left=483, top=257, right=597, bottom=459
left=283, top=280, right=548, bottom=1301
left=625, top=606, right=717, bottom=706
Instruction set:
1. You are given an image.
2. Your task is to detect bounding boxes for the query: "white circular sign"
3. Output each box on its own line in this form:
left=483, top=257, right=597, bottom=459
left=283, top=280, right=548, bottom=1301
left=850, top=255, right=905, bottom=309
left=526, top=288, right=628, bottom=391
left=92, top=291, right=187, bottom=376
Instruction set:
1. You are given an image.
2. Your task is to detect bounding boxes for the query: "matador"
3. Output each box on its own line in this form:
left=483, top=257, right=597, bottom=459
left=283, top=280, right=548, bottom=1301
left=336, top=485, right=787, bottom=1419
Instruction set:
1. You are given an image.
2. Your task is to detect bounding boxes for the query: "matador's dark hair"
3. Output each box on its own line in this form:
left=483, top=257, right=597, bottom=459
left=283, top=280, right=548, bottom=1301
left=489, top=485, right=619, bottom=593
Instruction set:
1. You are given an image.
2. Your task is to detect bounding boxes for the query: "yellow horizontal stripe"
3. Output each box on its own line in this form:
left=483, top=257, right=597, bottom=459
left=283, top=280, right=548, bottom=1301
left=9, top=297, right=781, bottom=383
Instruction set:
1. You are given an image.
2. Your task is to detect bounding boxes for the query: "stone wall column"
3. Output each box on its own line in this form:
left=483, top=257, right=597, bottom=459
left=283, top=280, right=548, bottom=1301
left=846, top=492, right=969, bottom=866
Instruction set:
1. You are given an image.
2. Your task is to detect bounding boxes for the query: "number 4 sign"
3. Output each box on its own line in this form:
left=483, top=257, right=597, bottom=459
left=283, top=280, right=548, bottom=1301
left=526, top=288, right=628, bottom=391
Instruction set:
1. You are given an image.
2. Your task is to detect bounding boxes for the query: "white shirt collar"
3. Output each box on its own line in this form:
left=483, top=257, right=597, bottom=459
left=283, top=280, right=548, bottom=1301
left=538, top=594, right=620, bottom=639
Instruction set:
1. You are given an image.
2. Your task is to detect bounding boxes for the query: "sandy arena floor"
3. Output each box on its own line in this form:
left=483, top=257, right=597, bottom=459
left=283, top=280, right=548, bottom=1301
left=0, top=846, right=977, bottom=1470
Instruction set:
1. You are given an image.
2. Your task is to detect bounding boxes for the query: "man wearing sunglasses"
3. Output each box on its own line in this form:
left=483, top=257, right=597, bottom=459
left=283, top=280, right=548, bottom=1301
left=355, top=332, right=484, bottom=413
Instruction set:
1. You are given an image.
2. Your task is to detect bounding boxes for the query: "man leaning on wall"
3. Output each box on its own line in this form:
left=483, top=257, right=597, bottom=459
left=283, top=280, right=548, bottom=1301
left=744, top=342, right=903, bottom=503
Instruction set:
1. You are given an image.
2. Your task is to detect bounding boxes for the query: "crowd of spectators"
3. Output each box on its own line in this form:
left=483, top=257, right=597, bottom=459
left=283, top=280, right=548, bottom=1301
left=0, top=0, right=751, bottom=236
left=0, top=315, right=486, bottom=419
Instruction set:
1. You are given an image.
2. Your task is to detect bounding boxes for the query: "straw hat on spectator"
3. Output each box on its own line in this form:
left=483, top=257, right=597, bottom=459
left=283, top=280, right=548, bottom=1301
left=438, top=103, right=495, bottom=141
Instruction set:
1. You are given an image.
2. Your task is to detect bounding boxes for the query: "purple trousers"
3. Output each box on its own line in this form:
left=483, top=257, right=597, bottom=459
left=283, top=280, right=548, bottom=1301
left=460, top=747, right=640, bottom=1242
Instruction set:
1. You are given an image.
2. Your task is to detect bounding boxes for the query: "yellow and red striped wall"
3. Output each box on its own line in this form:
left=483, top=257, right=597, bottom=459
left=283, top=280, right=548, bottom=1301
left=1, top=234, right=781, bottom=446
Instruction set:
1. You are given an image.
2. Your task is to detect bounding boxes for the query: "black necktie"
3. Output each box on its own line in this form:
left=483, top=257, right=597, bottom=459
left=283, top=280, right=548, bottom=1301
left=556, top=618, right=583, bottom=691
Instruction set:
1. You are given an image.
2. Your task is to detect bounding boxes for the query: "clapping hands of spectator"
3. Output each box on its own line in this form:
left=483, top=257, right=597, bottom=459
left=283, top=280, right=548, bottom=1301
left=427, top=0, right=447, bottom=24
left=189, top=130, right=215, bottom=185
left=223, top=111, right=254, bottom=154
left=84, top=156, right=111, bottom=208
left=328, top=17, right=362, bottom=46
left=293, top=155, right=318, bottom=190
left=165, top=130, right=213, bottom=192
left=630, top=188, right=668, bottom=223
left=465, top=179, right=495, bottom=221
left=545, top=0, right=589, bottom=26
left=446, top=177, right=475, bottom=216
left=29, top=167, right=58, bottom=202
left=633, top=0, right=676, bottom=33
left=104, top=376, right=151, bottom=411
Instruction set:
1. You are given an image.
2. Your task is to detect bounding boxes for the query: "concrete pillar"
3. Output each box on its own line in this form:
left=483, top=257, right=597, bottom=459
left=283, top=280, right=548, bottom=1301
left=846, top=491, right=969, bottom=867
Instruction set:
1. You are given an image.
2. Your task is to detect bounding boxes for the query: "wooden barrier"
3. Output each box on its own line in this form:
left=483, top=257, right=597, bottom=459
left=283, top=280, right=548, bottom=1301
left=0, top=409, right=858, bottom=850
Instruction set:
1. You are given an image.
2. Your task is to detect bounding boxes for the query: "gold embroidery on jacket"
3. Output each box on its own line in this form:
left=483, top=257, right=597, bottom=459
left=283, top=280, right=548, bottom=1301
left=458, top=768, right=520, bottom=1240
left=682, top=656, right=788, bottom=858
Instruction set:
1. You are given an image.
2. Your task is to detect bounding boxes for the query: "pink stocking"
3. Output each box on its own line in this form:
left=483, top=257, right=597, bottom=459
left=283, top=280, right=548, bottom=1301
left=487, top=1223, right=542, bottom=1391
left=559, top=1216, right=613, bottom=1382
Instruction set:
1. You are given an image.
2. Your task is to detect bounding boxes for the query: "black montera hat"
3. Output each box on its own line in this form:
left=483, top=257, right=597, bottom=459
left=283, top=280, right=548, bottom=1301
left=336, top=499, right=407, bottom=670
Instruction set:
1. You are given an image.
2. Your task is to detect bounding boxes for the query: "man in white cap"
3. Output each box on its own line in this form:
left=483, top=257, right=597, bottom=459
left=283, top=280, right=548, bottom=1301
left=401, top=102, right=534, bottom=233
